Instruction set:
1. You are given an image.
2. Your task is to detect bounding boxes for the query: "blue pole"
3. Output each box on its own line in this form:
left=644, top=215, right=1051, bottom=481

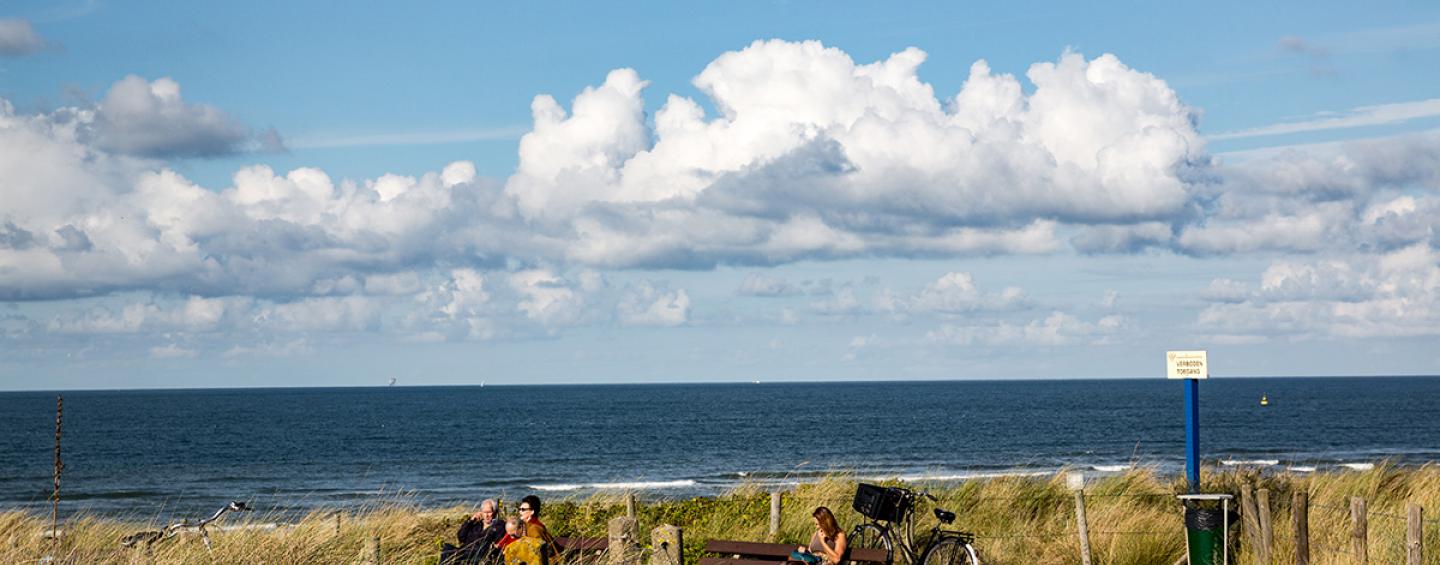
left=1184, top=378, right=1200, bottom=493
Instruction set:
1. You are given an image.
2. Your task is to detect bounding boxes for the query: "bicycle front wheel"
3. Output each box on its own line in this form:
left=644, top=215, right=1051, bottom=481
left=919, top=537, right=978, bottom=565
left=848, top=524, right=894, bottom=565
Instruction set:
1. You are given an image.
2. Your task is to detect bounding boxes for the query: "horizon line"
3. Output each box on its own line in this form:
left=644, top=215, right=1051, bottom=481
left=3, top=373, right=1436, bottom=394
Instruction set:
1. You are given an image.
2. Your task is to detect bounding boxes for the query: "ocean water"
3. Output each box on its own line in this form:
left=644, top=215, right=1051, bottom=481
left=0, top=377, right=1437, bottom=519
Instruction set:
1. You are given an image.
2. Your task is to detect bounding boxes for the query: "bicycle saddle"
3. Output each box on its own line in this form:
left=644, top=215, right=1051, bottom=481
left=934, top=508, right=956, bottom=524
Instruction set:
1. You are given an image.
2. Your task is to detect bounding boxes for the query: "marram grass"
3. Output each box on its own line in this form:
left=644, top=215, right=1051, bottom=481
left=3, top=464, right=1439, bottom=564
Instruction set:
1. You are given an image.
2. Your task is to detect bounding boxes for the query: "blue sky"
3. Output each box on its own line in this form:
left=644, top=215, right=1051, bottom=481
left=2, top=1, right=1439, bottom=389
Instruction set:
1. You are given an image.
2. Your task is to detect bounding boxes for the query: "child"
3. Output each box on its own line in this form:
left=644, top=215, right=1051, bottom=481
left=497, top=516, right=523, bottom=552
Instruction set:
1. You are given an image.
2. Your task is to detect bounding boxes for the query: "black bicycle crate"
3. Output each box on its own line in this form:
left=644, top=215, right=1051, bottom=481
left=853, top=483, right=910, bottom=522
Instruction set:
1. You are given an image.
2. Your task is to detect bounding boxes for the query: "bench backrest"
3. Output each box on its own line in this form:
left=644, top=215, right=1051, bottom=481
left=555, top=537, right=609, bottom=552
left=847, top=547, right=890, bottom=564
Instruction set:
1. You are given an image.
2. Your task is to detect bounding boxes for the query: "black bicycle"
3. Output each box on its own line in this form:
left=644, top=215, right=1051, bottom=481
left=848, top=484, right=980, bottom=565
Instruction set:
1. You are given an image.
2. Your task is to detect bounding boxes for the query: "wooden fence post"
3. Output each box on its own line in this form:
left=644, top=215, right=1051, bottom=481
left=1067, top=471, right=1092, bottom=565
left=1292, top=491, right=1309, bottom=565
left=769, top=492, right=782, bottom=539
left=51, top=395, right=63, bottom=557
left=650, top=524, right=683, bottom=565
left=365, top=535, right=381, bottom=564
left=609, top=516, right=642, bottom=565
left=1350, top=496, right=1368, bottom=565
left=1407, top=502, right=1423, bottom=565
left=1240, top=483, right=1261, bottom=562
left=1256, top=488, right=1273, bottom=565
left=1073, top=490, right=1093, bottom=565
left=334, top=512, right=342, bottom=536
left=626, top=492, right=637, bottom=519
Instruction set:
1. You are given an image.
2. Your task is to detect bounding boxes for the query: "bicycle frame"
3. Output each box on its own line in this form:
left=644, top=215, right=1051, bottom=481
left=856, top=489, right=975, bottom=565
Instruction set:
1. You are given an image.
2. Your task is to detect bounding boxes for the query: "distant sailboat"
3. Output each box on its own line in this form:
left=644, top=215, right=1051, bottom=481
left=388, top=377, right=397, bottom=387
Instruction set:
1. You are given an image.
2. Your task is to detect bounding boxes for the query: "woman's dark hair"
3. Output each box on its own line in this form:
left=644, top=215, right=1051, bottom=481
left=521, top=494, right=543, bottom=516
left=813, top=506, right=841, bottom=537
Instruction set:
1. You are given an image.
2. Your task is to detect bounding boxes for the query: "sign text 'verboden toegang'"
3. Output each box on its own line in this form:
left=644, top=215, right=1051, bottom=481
left=1166, top=350, right=1208, bottom=379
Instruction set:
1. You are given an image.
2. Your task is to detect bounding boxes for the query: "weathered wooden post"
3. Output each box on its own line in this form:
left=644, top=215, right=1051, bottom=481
left=51, top=395, right=63, bottom=556
left=1350, top=496, right=1368, bottom=565
left=1256, top=488, right=1273, bottom=565
left=1292, top=491, right=1309, bottom=565
left=769, top=492, right=782, bottom=539
left=650, top=524, right=683, bottom=565
left=609, top=516, right=642, bottom=565
left=1067, top=472, right=1093, bottom=565
left=1240, top=483, right=1262, bottom=562
left=365, top=535, right=381, bottom=564
left=626, top=492, right=637, bottom=519
left=1407, top=502, right=1423, bottom=565
left=334, top=511, right=342, bottom=536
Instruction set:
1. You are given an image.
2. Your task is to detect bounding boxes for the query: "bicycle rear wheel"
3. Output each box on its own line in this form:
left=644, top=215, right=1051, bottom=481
left=919, top=537, right=978, bottom=565
left=848, top=524, right=893, bottom=565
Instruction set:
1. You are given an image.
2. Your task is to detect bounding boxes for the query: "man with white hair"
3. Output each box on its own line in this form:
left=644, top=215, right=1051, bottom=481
left=441, top=498, right=508, bottom=565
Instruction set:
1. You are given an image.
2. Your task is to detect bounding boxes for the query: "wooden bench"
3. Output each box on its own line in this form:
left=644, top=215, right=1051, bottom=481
left=555, top=537, right=609, bottom=563
left=699, top=539, right=890, bottom=565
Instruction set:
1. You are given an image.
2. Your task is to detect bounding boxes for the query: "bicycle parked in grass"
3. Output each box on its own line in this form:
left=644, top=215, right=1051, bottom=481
left=848, top=484, right=980, bottom=565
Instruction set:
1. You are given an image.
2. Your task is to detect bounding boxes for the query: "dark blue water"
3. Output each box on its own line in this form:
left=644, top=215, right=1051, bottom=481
left=1, top=377, right=1436, bottom=518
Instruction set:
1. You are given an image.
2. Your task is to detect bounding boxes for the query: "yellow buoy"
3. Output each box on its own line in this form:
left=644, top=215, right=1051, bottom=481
left=1260, top=394, right=1269, bottom=406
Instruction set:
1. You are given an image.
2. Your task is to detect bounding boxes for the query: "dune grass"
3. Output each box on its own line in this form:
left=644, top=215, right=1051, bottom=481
left=3, top=464, right=1438, bottom=564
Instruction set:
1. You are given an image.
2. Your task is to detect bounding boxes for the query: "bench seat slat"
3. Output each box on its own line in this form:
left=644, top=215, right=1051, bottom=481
left=703, top=540, right=795, bottom=558
left=699, top=558, right=791, bottom=565
left=847, top=548, right=889, bottom=564
left=703, top=538, right=889, bottom=565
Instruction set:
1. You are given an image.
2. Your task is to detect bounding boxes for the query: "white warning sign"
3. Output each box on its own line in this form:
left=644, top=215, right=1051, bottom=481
left=1166, top=350, right=1208, bottom=379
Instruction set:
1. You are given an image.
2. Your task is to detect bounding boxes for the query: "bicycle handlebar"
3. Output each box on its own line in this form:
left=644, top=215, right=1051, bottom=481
left=121, top=501, right=251, bottom=549
left=893, top=486, right=938, bottom=502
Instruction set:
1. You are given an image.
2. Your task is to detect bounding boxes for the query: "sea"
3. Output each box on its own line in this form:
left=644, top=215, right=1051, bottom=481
left=1, top=376, right=1436, bottom=520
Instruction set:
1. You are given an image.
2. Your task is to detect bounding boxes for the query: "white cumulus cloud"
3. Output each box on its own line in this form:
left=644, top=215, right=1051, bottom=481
left=504, top=41, right=1203, bottom=267
left=95, top=75, right=280, bottom=158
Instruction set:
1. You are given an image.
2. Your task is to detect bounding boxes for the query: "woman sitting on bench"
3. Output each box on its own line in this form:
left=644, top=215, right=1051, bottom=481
left=505, top=495, right=559, bottom=565
left=519, top=495, right=557, bottom=547
left=795, top=507, right=847, bottom=565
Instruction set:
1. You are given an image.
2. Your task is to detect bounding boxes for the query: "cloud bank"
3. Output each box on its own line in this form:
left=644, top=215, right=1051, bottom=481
left=3, top=40, right=1438, bottom=355
left=3, top=43, right=1222, bottom=301
left=1199, top=245, right=1440, bottom=340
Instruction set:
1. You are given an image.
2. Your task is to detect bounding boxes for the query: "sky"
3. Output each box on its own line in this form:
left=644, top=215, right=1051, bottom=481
left=1, top=1, right=1439, bottom=390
